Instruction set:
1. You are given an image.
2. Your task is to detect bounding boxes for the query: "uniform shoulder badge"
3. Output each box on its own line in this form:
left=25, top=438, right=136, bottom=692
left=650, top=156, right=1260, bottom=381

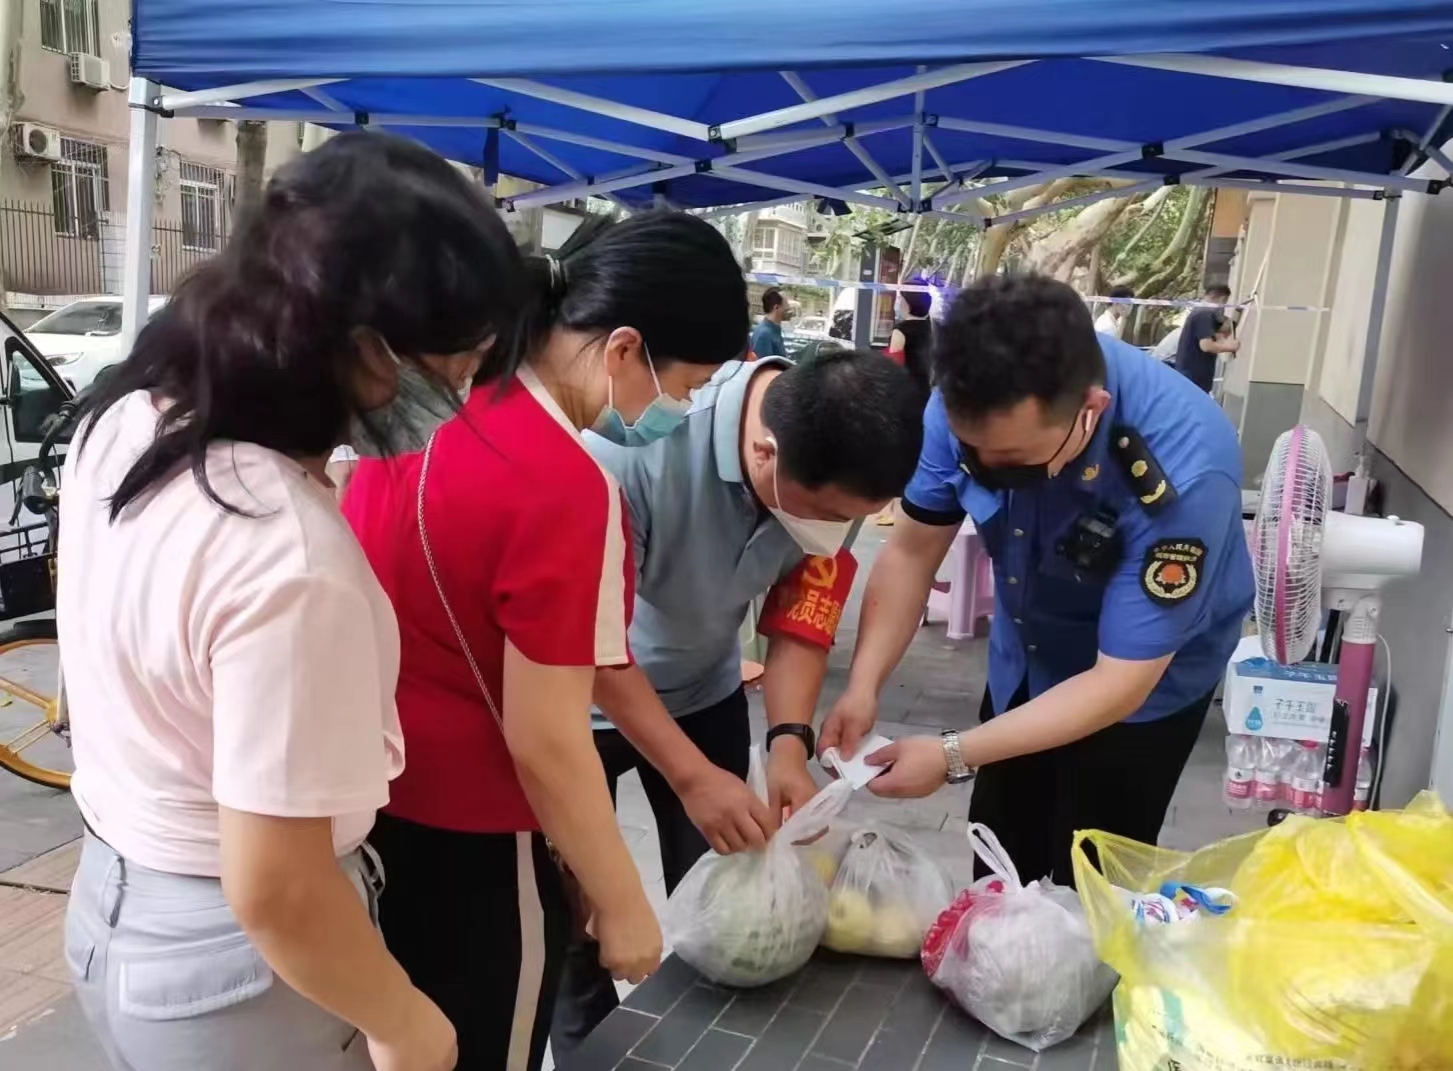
left=1111, top=424, right=1178, bottom=514
left=1142, top=538, right=1207, bottom=606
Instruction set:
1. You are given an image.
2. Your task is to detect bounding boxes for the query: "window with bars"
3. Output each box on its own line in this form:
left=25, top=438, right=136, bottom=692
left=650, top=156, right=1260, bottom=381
left=751, top=223, right=778, bottom=259
left=51, top=138, right=109, bottom=239
left=39, top=0, right=101, bottom=57
left=180, top=162, right=224, bottom=251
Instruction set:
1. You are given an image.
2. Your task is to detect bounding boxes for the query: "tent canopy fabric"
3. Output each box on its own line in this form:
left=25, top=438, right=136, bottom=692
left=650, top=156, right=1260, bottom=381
left=131, top=1, right=1453, bottom=211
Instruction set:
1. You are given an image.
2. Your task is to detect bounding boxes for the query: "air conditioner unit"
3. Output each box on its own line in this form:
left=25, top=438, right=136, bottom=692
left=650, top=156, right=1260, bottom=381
left=68, top=52, right=111, bottom=92
left=15, top=123, right=61, bottom=161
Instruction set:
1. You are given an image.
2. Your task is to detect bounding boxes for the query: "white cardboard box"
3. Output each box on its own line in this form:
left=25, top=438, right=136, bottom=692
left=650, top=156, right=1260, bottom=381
left=1221, top=635, right=1377, bottom=746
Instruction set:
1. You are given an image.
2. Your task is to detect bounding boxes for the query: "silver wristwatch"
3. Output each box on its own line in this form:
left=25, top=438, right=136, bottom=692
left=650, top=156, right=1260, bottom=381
left=941, top=730, right=975, bottom=784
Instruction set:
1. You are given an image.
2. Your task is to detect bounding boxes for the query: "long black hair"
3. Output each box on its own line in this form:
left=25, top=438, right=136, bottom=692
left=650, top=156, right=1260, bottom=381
left=82, top=131, right=526, bottom=519
left=491, top=209, right=748, bottom=380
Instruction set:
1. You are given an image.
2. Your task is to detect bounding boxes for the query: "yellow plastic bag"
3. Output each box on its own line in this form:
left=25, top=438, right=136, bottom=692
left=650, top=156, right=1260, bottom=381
left=1073, top=792, right=1453, bottom=1070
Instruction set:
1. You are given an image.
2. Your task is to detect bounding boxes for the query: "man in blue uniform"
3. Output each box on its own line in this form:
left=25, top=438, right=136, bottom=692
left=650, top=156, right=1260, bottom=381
left=821, top=275, right=1254, bottom=885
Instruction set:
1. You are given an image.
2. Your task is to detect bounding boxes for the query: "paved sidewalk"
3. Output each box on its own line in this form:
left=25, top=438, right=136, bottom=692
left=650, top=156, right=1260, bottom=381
left=0, top=526, right=1258, bottom=1065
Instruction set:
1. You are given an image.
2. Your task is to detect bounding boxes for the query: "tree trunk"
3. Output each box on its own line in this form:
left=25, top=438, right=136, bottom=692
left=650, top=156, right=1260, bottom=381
left=1130, top=186, right=1211, bottom=297
left=235, top=120, right=270, bottom=220
left=1108, top=185, right=1174, bottom=278
left=1026, top=192, right=1142, bottom=282
left=900, top=215, right=923, bottom=278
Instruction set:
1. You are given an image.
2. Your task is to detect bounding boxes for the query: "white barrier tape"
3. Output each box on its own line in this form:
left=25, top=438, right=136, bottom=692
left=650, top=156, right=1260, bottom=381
left=745, top=272, right=1327, bottom=313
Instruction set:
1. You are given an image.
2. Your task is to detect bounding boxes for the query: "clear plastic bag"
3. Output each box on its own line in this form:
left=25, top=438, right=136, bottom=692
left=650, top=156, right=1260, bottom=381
left=822, top=825, right=954, bottom=958
left=924, top=824, right=1116, bottom=1051
left=667, top=748, right=853, bottom=987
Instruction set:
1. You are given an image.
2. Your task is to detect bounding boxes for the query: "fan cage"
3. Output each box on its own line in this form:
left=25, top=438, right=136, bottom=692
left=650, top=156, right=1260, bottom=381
left=1253, top=425, right=1332, bottom=664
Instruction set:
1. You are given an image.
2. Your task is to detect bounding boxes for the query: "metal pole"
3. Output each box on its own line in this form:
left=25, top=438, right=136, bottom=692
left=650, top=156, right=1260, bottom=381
left=1097, top=54, right=1453, bottom=108
left=1354, top=194, right=1402, bottom=431
left=121, top=78, right=159, bottom=354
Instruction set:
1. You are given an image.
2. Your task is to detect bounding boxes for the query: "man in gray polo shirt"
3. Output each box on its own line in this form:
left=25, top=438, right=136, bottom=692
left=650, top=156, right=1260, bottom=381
left=553, top=349, right=926, bottom=1051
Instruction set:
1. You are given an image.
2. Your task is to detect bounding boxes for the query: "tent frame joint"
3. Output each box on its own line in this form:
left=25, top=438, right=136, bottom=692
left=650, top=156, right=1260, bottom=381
left=1141, top=141, right=1164, bottom=159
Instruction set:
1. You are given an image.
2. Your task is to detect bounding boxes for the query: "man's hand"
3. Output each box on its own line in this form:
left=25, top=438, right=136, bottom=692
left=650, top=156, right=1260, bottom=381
left=766, top=736, right=819, bottom=821
left=862, top=736, right=948, bottom=799
left=818, top=686, right=878, bottom=760
left=677, top=762, right=776, bottom=854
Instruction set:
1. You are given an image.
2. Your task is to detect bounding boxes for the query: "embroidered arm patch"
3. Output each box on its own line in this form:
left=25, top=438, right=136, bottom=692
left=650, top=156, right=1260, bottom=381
left=1141, top=538, right=1206, bottom=606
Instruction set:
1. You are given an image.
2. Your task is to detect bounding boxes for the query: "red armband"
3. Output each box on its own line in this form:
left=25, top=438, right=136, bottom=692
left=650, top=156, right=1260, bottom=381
left=885, top=348, right=906, bottom=367
left=757, top=549, right=858, bottom=650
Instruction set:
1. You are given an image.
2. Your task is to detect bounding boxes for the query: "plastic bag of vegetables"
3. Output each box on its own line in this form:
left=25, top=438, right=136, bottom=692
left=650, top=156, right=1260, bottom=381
left=923, top=824, right=1115, bottom=1051
left=668, top=750, right=853, bottom=987
left=823, top=825, right=954, bottom=958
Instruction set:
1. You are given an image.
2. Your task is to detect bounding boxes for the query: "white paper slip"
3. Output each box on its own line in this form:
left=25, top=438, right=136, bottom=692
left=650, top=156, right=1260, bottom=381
left=819, top=734, right=896, bottom=790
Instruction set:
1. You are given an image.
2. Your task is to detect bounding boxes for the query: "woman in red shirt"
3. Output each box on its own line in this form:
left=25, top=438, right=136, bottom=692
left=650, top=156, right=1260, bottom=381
left=345, top=211, right=749, bottom=1071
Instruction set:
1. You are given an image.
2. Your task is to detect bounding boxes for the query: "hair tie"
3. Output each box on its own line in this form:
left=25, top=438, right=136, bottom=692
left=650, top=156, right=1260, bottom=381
left=546, top=255, right=567, bottom=298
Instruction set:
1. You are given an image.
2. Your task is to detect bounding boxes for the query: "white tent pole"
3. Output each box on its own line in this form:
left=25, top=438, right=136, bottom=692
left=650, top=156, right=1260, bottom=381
left=729, top=119, right=911, bottom=155
left=156, top=77, right=343, bottom=111
left=716, top=60, right=1029, bottom=141
left=1178, top=176, right=1385, bottom=200
left=1401, top=105, right=1452, bottom=174
left=709, top=165, right=904, bottom=210
left=933, top=149, right=1146, bottom=208
left=473, top=77, right=710, bottom=141
left=1394, top=128, right=1453, bottom=175
left=504, top=129, right=582, bottom=180
left=934, top=116, right=1130, bottom=153
left=700, top=194, right=807, bottom=220
left=300, top=85, right=349, bottom=112
left=506, top=163, right=692, bottom=208
left=1355, top=194, right=1402, bottom=429
left=922, top=135, right=954, bottom=181
left=1097, top=54, right=1453, bottom=107
left=1166, top=148, right=1435, bottom=193
left=777, top=72, right=909, bottom=206
left=121, top=78, right=159, bottom=353
left=512, top=122, right=694, bottom=165
left=987, top=179, right=1160, bottom=228
left=910, top=68, right=926, bottom=208
left=171, top=106, right=358, bottom=123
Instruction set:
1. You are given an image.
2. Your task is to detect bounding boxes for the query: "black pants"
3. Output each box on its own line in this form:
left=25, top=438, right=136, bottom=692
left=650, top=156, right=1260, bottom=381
left=369, top=812, right=572, bottom=1071
left=550, top=687, right=751, bottom=1060
left=966, top=680, right=1211, bottom=888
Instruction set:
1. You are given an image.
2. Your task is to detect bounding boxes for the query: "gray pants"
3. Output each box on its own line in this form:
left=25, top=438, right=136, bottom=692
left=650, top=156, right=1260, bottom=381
left=65, top=833, right=380, bottom=1071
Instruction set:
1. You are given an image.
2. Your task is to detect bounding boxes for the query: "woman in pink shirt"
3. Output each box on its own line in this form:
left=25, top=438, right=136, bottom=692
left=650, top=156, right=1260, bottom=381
left=57, top=133, right=523, bottom=1071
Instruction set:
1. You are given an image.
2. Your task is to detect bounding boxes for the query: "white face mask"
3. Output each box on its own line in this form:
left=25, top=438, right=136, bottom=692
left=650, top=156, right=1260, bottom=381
left=766, top=435, right=851, bottom=557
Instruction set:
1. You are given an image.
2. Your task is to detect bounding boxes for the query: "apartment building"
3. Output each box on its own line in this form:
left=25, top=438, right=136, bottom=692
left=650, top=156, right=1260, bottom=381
left=1, top=0, right=301, bottom=311
left=749, top=202, right=810, bottom=275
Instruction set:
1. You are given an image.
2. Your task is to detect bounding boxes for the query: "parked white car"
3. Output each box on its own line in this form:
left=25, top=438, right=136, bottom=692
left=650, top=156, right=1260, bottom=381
left=23, top=296, right=167, bottom=391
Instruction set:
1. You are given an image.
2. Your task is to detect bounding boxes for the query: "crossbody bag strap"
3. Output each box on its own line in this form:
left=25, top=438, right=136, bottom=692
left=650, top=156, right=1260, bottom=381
left=416, top=430, right=504, bottom=732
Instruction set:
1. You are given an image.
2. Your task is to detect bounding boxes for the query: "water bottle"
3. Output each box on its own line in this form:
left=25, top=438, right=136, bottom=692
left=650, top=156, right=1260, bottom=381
left=1353, top=748, right=1373, bottom=812
left=1251, top=737, right=1284, bottom=809
left=1288, top=741, right=1325, bottom=815
left=1223, top=734, right=1255, bottom=809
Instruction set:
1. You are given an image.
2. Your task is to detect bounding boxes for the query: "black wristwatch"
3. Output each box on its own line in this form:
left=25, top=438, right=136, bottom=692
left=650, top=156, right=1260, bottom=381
left=765, top=723, right=816, bottom=758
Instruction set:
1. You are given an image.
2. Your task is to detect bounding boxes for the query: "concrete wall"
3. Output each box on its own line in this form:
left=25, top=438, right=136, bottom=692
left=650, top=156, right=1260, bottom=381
left=1293, top=148, right=1453, bottom=804
left=5, top=0, right=302, bottom=221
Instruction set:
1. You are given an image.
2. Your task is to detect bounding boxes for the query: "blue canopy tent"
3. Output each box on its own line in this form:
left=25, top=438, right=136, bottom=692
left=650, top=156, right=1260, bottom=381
left=124, top=0, right=1453, bottom=421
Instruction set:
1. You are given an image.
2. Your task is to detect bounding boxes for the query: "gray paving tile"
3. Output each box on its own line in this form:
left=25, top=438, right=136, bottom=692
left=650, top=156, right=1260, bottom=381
left=633, top=985, right=736, bottom=1067
left=714, top=978, right=799, bottom=1036
left=796, top=1056, right=854, bottom=1071
left=809, top=982, right=898, bottom=1065
left=617, top=1060, right=672, bottom=1070
left=676, top=1029, right=753, bottom=1071
left=915, top=1004, right=991, bottom=1071
left=980, top=1031, right=1039, bottom=1067
left=1035, top=1035, right=1098, bottom=1071
left=735, top=1006, right=826, bottom=1071
left=624, top=955, right=708, bottom=1016
left=787, top=953, right=860, bottom=1014
left=563, top=1008, right=660, bottom=1071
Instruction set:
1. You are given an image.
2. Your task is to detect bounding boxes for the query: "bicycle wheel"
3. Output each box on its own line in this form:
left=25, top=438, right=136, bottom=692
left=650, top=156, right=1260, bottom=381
left=0, top=618, right=70, bottom=790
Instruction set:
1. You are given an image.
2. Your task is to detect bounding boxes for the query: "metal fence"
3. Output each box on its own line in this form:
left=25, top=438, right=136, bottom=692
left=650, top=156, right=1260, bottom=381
left=0, top=199, right=105, bottom=296
left=152, top=218, right=228, bottom=294
left=1, top=199, right=230, bottom=298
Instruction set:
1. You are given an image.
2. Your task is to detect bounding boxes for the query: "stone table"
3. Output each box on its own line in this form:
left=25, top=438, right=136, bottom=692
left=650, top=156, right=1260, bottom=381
left=561, top=951, right=1118, bottom=1071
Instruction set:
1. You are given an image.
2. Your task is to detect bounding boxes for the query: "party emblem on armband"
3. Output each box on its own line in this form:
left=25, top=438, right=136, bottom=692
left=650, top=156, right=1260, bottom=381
left=1141, top=538, right=1206, bottom=606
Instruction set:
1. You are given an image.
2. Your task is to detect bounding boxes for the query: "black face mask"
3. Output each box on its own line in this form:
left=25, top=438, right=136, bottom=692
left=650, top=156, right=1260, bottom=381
left=957, top=414, right=1085, bottom=492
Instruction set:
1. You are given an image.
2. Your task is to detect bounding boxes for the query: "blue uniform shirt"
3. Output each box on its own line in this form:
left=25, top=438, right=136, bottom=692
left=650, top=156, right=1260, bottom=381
left=902, top=337, right=1254, bottom=722
left=749, top=319, right=785, bottom=358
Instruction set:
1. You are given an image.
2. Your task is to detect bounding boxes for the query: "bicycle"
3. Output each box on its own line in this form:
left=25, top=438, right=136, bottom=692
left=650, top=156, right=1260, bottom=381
left=0, top=403, right=74, bottom=789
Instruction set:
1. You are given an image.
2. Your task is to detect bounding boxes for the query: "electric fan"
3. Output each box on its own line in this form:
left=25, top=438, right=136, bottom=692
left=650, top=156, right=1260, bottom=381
left=1250, top=426, right=1423, bottom=815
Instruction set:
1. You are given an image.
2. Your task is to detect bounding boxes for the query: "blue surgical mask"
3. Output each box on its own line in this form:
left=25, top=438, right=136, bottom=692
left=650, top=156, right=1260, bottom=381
left=590, top=343, right=692, bottom=447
